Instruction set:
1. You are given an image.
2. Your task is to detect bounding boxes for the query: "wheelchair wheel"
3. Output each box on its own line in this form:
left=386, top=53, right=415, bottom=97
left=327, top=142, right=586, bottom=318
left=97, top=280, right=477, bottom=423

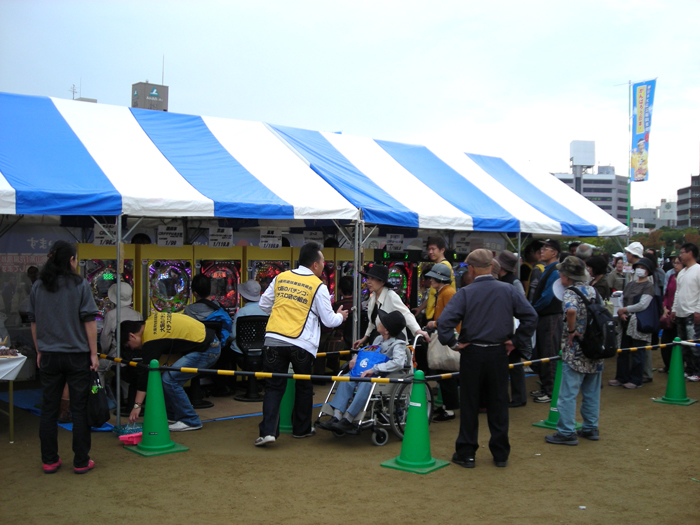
left=372, top=428, right=389, bottom=446
left=389, top=380, right=433, bottom=440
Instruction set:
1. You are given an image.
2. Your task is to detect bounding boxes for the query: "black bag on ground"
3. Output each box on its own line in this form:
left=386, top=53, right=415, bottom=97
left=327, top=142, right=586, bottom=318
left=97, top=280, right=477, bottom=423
left=567, top=287, right=617, bottom=360
left=87, top=371, right=111, bottom=428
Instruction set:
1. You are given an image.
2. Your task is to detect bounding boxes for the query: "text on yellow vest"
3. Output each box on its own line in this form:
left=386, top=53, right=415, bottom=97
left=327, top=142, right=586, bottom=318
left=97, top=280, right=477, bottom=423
left=266, top=271, right=323, bottom=339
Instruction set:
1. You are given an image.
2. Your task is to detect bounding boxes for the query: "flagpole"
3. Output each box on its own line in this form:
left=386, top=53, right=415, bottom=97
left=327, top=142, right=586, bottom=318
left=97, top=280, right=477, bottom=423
left=627, top=79, right=632, bottom=246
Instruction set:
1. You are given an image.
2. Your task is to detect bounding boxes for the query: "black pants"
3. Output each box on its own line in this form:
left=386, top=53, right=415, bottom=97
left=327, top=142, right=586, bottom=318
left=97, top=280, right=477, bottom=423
left=534, top=314, right=562, bottom=396
left=508, top=350, right=527, bottom=405
left=455, top=345, right=510, bottom=462
left=660, top=325, right=677, bottom=370
left=259, top=345, right=314, bottom=438
left=39, top=352, right=92, bottom=467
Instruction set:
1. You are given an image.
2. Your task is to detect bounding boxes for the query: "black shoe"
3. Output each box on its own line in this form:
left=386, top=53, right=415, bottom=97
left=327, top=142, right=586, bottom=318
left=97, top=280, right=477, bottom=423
left=508, top=401, right=526, bottom=408
left=576, top=428, right=600, bottom=441
left=316, top=417, right=340, bottom=431
left=533, top=394, right=551, bottom=404
left=191, top=399, right=214, bottom=409
left=493, top=459, right=508, bottom=467
left=333, top=418, right=359, bottom=435
left=529, top=389, right=543, bottom=398
left=293, top=428, right=316, bottom=439
left=642, top=377, right=653, bottom=384
left=432, top=407, right=456, bottom=422
left=452, top=453, right=475, bottom=468
left=545, top=432, right=578, bottom=446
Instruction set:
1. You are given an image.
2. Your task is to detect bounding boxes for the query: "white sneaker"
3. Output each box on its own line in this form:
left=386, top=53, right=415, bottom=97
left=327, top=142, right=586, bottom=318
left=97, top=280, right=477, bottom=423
left=687, top=375, right=700, bottom=382
left=254, top=435, right=276, bottom=447
left=168, top=421, right=202, bottom=432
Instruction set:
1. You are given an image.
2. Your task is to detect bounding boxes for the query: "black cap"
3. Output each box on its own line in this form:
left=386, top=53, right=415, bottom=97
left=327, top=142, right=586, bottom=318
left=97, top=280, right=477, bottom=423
left=541, top=238, right=561, bottom=253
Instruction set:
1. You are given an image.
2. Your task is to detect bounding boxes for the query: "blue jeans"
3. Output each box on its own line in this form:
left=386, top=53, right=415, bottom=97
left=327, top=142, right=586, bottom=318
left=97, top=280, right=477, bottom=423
left=162, top=343, right=220, bottom=427
left=329, top=380, right=374, bottom=418
left=556, top=361, right=601, bottom=436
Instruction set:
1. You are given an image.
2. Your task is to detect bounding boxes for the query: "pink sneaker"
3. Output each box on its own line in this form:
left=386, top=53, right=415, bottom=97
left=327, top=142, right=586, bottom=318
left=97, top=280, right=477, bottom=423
left=623, top=382, right=642, bottom=389
left=43, top=458, right=62, bottom=474
left=608, top=379, right=622, bottom=386
left=74, top=459, right=95, bottom=475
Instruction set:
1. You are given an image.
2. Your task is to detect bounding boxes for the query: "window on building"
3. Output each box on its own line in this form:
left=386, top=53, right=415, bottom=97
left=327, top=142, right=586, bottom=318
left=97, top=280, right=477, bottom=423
left=693, top=180, right=700, bottom=186
left=598, top=205, right=612, bottom=210
left=559, top=178, right=573, bottom=184
left=617, top=215, right=628, bottom=220
left=584, top=188, right=613, bottom=193
left=583, top=179, right=613, bottom=184
left=589, top=197, right=612, bottom=201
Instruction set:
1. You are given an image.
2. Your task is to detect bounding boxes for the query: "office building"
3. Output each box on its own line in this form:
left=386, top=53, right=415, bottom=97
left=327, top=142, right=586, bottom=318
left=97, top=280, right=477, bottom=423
left=554, top=164, right=629, bottom=223
left=676, top=175, right=700, bottom=228
left=131, top=82, right=169, bottom=111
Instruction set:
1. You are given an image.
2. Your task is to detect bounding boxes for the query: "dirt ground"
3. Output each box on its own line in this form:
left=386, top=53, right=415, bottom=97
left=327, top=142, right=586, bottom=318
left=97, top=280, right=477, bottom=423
left=2, top=352, right=699, bottom=525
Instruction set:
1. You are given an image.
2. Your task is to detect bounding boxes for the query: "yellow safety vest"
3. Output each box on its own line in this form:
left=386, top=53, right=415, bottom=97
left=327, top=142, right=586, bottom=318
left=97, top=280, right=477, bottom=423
left=265, top=271, right=322, bottom=339
left=426, top=260, right=455, bottom=320
left=143, top=312, right=206, bottom=345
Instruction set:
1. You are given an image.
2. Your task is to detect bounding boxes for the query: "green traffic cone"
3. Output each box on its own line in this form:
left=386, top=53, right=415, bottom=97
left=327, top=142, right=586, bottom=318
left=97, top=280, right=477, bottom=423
left=654, top=338, right=697, bottom=406
left=126, top=359, right=188, bottom=457
left=279, top=376, right=296, bottom=434
left=533, top=352, right=581, bottom=430
left=381, top=370, right=449, bottom=474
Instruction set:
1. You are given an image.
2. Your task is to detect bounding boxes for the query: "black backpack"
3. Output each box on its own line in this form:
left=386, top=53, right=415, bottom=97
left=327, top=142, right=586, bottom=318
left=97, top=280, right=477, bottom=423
left=567, top=286, right=617, bottom=360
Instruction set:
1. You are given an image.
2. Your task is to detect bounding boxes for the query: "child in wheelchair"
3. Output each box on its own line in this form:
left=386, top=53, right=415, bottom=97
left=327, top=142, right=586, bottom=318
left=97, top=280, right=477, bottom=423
left=316, top=309, right=407, bottom=435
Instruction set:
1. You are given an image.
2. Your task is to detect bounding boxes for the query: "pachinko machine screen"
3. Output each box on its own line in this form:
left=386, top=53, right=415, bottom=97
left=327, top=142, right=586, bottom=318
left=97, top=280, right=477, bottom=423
left=323, top=261, right=336, bottom=299
left=250, top=261, right=290, bottom=294
left=85, top=259, right=134, bottom=321
left=201, top=260, right=241, bottom=315
left=338, top=261, right=372, bottom=302
left=388, top=262, right=413, bottom=306
left=148, top=260, right=192, bottom=314
left=416, top=262, right=433, bottom=308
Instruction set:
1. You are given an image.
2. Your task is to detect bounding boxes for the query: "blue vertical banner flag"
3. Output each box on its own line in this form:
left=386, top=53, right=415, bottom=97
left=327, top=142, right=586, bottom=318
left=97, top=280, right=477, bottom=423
left=630, top=79, right=656, bottom=182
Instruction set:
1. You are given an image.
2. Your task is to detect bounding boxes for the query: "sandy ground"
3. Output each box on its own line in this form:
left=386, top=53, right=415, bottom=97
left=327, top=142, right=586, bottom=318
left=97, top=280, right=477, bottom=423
left=1, top=352, right=699, bottom=525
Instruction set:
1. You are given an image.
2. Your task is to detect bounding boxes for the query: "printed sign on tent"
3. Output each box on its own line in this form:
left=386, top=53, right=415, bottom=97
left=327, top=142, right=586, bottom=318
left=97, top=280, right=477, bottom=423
left=157, top=225, right=184, bottom=247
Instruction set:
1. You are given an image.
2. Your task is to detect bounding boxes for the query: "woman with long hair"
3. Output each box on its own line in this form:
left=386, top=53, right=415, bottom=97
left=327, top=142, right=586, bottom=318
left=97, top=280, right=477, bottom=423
left=28, top=240, right=99, bottom=474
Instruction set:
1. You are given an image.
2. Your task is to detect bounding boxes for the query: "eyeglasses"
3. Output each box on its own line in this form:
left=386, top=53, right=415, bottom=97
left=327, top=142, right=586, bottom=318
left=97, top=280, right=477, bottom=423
left=539, top=246, right=554, bottom=252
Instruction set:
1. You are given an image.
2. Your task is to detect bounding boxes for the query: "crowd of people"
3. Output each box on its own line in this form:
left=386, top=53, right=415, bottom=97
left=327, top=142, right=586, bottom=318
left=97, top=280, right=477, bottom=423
left=29, top=237, right=700, bottom=474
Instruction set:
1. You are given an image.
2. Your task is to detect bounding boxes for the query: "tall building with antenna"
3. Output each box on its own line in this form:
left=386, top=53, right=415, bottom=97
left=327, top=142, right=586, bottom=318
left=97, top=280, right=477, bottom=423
left=131, top=82, right=168, bottom=111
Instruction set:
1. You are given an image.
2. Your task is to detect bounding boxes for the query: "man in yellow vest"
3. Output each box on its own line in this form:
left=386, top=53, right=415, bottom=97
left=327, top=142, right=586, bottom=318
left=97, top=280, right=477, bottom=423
left=255, top=242, right=348, bottom=446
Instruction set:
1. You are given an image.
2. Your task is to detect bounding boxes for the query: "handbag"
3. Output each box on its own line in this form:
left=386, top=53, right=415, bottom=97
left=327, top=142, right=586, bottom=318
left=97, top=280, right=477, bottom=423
left=636, top=295, right=662, bottom=334
left=87, top=371, right=111, bottom=428
left=427, top=332, right=461, bottom=372
left=350, top=347, right=389, bottom=377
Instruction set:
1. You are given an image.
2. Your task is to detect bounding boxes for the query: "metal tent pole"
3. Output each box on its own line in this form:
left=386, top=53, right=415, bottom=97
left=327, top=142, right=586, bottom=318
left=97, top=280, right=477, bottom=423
left=353, top=217, right=363, bottom=343
left=115, top=215, right=123, bottom=427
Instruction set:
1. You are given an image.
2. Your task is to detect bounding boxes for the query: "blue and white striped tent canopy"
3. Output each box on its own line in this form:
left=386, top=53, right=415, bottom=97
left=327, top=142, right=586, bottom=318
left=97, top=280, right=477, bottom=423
left=0, top=92, right=628, bottom=236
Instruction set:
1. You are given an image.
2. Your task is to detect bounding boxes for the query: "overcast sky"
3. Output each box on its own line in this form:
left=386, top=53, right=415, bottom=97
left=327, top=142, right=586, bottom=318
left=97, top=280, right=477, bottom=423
left=1, top=0, right=698, bottom=209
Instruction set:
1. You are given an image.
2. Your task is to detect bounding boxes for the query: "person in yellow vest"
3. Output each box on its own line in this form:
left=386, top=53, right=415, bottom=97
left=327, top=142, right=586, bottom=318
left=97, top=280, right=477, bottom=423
left=411, top=237, right=455, bottom=374
left=413, top=237, right=456, bottom=321
left=255, top=243, right=348, bottom=447
left=120, top=312, right=220, bottom=431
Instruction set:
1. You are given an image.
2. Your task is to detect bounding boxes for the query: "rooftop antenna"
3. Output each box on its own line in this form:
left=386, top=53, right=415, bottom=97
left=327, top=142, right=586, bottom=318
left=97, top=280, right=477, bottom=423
left=69, top=84, right=77, bottom=99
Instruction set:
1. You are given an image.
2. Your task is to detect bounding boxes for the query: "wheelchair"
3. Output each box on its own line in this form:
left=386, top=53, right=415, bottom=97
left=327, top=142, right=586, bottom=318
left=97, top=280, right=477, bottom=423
left=314, top=335, right=433, bottom=446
